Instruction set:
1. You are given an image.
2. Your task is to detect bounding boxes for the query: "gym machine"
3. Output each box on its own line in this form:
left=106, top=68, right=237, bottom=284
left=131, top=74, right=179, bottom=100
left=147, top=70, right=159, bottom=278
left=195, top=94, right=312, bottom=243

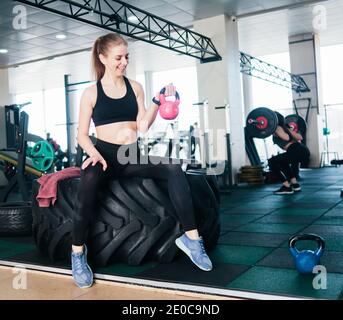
left=0, top=104, right=55, bottom=202
left=193, top=100, right=233, bottom=192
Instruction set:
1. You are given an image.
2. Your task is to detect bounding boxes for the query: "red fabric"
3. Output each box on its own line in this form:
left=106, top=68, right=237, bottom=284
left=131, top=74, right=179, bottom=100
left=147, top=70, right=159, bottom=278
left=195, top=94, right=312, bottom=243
left=36, top=167, right=81, bottom=207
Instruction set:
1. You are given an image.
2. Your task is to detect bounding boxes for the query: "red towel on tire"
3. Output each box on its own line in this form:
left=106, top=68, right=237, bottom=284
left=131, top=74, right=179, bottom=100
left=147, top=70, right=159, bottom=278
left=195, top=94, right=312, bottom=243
left=36, top=167, right=81, bottom=207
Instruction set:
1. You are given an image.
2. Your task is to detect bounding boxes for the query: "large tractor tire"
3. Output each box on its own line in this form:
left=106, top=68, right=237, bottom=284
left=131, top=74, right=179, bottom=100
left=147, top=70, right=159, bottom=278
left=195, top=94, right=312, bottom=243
left=31, top=170, right=220, bottom=267
left=0, top=202, right=33, bottom=236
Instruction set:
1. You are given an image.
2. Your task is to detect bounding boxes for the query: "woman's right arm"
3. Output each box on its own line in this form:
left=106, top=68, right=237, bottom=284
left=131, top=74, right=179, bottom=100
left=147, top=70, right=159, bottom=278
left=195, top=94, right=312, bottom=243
left=288, top=127, right=303, bottom=141
left=77, top=87, right=107, bottom=171
left=274, top=125, right=290, bottom=141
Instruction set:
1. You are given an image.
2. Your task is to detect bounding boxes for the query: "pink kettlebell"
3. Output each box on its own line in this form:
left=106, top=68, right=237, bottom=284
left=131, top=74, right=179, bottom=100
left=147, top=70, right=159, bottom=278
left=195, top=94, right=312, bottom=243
left=159, top=87, right=180, bottom=120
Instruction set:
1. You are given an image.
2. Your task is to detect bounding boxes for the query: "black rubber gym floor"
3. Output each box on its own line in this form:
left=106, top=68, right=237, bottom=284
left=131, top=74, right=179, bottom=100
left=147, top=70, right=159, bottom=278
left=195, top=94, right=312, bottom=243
left=2, top=166, right=343, bottom=299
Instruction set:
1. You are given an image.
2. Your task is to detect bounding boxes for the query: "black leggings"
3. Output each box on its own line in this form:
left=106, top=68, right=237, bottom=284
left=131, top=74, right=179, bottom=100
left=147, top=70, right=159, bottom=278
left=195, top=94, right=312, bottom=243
left=72, top=138, right=197, bottom=246
left=268, top=142, right=310, bottom=183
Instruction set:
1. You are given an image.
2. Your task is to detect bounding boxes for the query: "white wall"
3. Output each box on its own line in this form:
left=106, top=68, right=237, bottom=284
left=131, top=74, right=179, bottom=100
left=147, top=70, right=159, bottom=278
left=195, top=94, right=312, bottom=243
left=8, top=50, right=93, bottom=95
left=0, top=69, right=14, bottom=105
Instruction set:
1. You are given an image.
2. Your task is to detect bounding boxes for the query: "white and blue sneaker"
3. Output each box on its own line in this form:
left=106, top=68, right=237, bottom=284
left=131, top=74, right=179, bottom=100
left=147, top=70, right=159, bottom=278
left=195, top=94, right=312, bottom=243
left=71, top=245, right=94, bottom=288
left=175, top=234, right=213, bottom=271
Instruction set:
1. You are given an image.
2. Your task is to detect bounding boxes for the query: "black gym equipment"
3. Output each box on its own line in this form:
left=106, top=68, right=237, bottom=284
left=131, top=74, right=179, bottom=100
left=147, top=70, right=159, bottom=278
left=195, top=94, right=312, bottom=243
left=0, top=105, right=54, bottom=202
left=274, top=111, right=285, bottom=127
left=0, top=107, right=31, bottom=202
left=246, top=107, right=307, bottom=140
left=292, top=98, right=312, bottom=146
left=0, top=105, right=36, bottom=236
left=31, top=170, right=220, bottom=267
left=244, top=127, right=261, bottom=166
left=292, top=98, right=311, bottom=123
left=285, top=114, right=307, bottom=137
left=331, top=159, right=343, bottom=166
left=246, top=107, right=279, bottom=139
left=0, top=104, right=20, bottom=151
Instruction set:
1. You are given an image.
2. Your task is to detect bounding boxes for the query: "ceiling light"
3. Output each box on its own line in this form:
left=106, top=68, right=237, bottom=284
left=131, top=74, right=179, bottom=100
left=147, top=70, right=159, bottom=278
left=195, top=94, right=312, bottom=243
left=0, top=49, right=8, bottom=54
left=56, top=34, right=67, bottom=40
left=128, top=15, right=138, bottom=22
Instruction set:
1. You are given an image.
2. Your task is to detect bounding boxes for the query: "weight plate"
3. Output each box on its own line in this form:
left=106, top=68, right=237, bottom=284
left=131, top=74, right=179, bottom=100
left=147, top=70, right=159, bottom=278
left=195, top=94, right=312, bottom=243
left=29, top=141, right=55, bottom=172
left=285, top=114, right=307, bottom=136
left=246, top=107, right=278, bottom=139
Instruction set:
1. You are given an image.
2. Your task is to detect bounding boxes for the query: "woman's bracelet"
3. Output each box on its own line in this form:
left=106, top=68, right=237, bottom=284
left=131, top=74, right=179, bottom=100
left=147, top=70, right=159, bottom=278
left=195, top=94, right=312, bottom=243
left=152, top=96, right=161, bottom=106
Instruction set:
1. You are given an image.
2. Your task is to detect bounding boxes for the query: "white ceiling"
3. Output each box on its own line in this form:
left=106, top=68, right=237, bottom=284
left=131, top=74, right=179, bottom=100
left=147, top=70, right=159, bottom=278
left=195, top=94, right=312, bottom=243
left=1, top=0, right=341, bottom=69
left=238, top=0, right=343, bottom=56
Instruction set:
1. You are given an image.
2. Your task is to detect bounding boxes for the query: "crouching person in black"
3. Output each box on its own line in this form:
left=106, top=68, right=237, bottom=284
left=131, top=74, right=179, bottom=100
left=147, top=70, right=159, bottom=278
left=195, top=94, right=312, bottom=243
left=268, top=112, right=310, bottom=195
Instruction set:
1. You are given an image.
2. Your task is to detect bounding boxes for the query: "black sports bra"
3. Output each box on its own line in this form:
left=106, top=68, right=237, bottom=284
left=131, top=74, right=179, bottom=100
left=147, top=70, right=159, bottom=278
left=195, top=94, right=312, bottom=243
left=92, top=76, right=138, bottom=127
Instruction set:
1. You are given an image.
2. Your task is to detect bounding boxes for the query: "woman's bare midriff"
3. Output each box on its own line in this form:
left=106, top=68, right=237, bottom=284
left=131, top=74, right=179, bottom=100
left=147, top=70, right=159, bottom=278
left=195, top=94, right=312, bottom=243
left=95, top=121, right=138, bottom=145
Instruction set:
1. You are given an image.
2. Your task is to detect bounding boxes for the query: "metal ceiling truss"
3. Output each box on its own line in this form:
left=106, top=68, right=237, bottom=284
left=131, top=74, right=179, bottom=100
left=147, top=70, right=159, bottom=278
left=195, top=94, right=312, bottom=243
left=13, top=1, right=310, bottom=92
left=240, top=52, right=310, bottom=93
left=14, top=0, right=222, bottom=63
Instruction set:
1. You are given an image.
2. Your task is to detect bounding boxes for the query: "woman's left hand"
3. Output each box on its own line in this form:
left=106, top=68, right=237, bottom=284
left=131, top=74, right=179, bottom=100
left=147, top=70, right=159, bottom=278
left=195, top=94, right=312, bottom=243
left=164, top=83, right=176, bottom=96
left=156, top=83, right=176, bottom=99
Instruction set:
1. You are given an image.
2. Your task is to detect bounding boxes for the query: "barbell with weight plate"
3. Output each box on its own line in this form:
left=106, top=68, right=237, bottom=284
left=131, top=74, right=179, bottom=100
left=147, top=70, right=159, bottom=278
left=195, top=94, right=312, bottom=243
left=246, top=107, right=307, bottom=139
left=246, top=107, right=279, bottom=139
left=285, top=114, right=307, bottom=136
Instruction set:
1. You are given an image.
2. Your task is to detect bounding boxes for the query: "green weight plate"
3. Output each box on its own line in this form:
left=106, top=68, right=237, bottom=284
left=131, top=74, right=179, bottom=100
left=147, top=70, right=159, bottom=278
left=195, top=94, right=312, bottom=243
left=29, top=141, right=55, bottom=172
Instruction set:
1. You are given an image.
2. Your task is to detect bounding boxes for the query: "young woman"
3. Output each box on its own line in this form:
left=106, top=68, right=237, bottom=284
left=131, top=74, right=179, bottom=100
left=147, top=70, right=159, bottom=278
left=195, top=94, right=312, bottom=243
left=268, top=112, right=310, bottom=195
left=71, top=33, right=213, bottom=288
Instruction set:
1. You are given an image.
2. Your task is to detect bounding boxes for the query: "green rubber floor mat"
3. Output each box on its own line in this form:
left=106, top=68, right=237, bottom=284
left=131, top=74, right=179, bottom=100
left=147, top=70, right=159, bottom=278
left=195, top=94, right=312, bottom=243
left=227, top=266, right=343, bottom=299
left=257, top=247, right=343, bottom=273
left=2, top=166, right=343, bottom=299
